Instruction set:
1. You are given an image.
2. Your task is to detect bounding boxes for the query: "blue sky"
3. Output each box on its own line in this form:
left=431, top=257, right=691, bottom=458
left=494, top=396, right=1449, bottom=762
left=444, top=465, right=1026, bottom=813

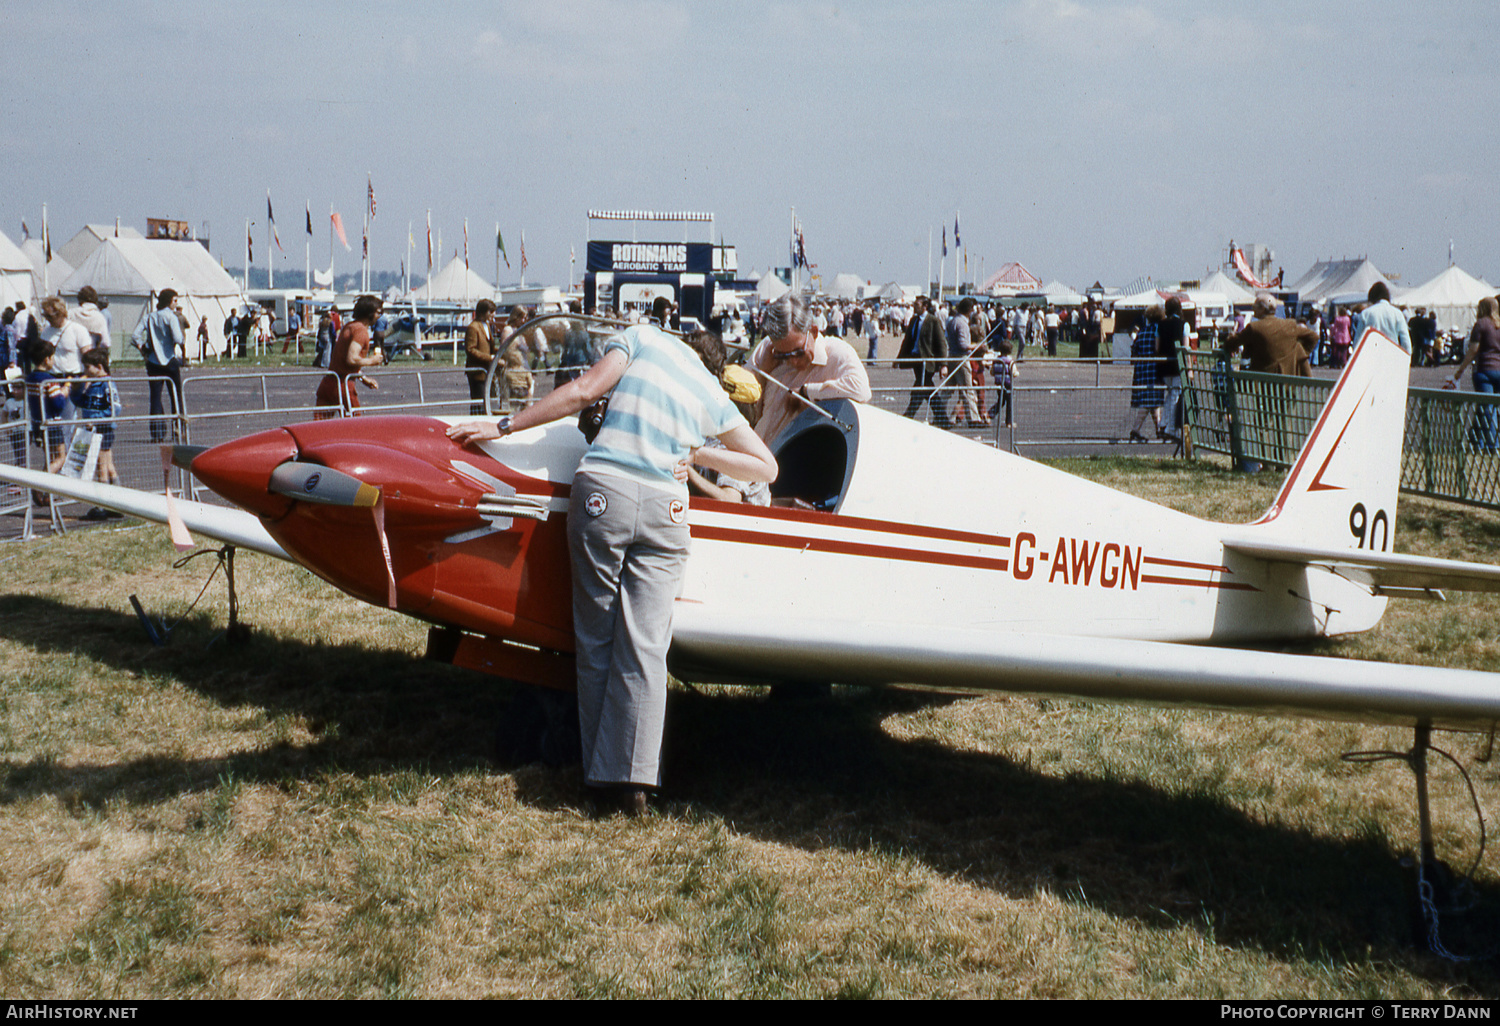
left=4, top=0, right=1495, bottom=291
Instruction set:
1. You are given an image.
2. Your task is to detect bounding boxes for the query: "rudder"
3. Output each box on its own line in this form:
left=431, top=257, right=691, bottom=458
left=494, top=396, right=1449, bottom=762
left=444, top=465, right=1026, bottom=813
left=1249, top=327, right=1409, bottom=554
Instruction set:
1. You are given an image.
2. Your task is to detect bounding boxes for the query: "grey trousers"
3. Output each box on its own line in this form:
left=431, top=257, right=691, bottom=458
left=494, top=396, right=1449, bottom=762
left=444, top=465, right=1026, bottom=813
left=568, top=467, right=690, bottom=787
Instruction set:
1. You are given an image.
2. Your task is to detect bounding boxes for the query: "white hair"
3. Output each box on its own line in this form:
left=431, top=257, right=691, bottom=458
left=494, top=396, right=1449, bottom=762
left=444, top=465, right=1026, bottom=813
left=761, top=295, right=812, bottom=340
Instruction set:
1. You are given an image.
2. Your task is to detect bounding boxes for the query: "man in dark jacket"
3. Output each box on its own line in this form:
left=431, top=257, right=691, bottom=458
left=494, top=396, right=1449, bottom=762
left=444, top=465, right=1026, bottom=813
left=900, top=295, right=950, bottom=427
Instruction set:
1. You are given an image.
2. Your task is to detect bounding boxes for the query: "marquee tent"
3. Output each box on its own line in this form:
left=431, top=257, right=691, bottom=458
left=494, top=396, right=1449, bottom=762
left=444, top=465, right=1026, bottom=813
left=828, top=273, right=865, bottom=301
left=983, top=262, right=1043, bottom=296
left=756, top=272, right=789, bottom=303
left=1289, top=258, right=1393, bottom=305
left=60, top=238, right=244, bottom=357
left=1198, top=269, right=1256, bottom=305
left=1108, top=287, right=1193, bottom=310
left=414, top=256, right=495, bottom=303
left=1033, top=280, right=1085, bottom=305
left=0, top=231, right=31, bottom=308
left=57, top=224, right=143, bottom=271
left=1395, top=265, right=1497, bottom=334
left=21, top=239, right=73, bottom=302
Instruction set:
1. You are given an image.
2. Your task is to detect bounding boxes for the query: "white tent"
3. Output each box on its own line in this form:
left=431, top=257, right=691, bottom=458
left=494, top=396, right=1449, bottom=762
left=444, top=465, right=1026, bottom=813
left=20, top=239, right=74, bottom=301
left=1036, top=280, right=1085, bottom=305
left=828, top=273, right=865, bottom=301
left=1395, top=265, right=1497, bottom=334
left=60, top=238, right=245, bottom=357
left=0, top=231, right=31, bottom=308
left=756, top=272, right=790, bottom=303
left=414, top=257, right=495, bottom=303
left=1108, top=287, right=1193, bottom=310
left=57, top=224, right=143, bottom=271
left=1290, top=258, right=1393, bottom=305
left=1198, top=269, right=1256, bottom=305
left=982, top=262, right=1043, bottom=296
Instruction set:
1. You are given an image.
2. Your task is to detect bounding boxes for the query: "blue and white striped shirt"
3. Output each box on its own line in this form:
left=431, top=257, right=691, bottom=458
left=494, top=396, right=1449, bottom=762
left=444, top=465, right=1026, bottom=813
left=578, top=325, right=744, bottom=492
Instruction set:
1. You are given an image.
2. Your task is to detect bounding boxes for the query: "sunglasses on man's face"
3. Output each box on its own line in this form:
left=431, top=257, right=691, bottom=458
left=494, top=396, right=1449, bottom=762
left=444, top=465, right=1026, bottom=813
left=771, top=347, right=804, bottom=360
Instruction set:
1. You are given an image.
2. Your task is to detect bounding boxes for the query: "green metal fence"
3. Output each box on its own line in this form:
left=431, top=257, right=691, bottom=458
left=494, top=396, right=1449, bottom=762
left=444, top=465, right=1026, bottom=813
left=1180, top=347, right=1500, bottom=511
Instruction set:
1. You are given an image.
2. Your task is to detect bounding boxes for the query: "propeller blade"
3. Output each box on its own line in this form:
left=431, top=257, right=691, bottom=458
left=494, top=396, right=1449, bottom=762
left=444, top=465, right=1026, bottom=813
left=163, top=445, right=210, bottom=471
left=268, top=462, right=381, bottom=508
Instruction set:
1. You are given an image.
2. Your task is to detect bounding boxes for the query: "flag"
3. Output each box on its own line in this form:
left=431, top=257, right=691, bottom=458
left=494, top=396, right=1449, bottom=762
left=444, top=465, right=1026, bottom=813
left=332, top=211, right=351, bottom=251
left=268, top=193, right=283, bottom=252
left=305, top=202, right=312, bottom=236
left=954, top=215, right=960, bottom=249
left=792, top=220, right=809, bottom=270
left=520, top=230, right=528, bottom=275
left=248, top=230, right=254, bottom=265
left=942, top=227, right=948, bottom=258
left=463, top=219, right=469, bottom=270
left=426, top=211, right=433, bottom=270
left=20, top=221, right=28, bottom=241
left=367, top=175, right=376, bottom=218
left=497, top=225, right=509, bottom=269
left=362, top=231, right=368, bottom=260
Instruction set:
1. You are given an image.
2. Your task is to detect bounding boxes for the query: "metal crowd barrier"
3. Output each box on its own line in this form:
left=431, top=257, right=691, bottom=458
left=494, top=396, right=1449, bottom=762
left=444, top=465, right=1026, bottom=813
left=1400, top=386, right=1500, bottom=509
left=1179, top=347, right=1500, bottom=511
left=1178, top=350, right=1331, bottom=471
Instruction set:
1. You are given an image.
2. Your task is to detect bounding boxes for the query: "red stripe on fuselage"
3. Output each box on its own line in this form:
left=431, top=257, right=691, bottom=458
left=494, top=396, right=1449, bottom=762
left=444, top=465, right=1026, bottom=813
left=692, top=525, right=1013, bottom=574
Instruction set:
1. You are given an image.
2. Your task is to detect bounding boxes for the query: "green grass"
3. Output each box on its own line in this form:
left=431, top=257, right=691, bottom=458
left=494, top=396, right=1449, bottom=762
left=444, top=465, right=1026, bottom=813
left=1, top=461, right=1499, bottom=997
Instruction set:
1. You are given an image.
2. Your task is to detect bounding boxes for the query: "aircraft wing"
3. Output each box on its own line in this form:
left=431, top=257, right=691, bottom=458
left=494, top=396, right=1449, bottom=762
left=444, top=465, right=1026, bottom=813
left=0, top=463, right=287, bottom=560
left=1220, top=536, right=1500, bottom=595
left=669, top=609, right=1500, bottom=732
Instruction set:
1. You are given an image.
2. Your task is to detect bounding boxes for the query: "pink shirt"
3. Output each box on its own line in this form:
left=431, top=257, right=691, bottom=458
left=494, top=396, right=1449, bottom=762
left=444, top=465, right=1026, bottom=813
left=752, top=332, right=872, bottom=444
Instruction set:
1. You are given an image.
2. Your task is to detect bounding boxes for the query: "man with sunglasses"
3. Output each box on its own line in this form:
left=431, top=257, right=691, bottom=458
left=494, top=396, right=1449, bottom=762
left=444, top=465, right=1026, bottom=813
left=750, top=294, right=871, bottom=445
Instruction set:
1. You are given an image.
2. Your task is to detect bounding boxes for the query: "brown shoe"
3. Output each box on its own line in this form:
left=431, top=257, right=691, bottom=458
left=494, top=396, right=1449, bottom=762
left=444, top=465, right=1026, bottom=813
left=620, top=787, right=650, bottom=818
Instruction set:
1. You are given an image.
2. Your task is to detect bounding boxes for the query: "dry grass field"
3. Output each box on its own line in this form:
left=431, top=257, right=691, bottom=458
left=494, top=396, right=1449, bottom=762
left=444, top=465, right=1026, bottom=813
left=2, top=456, right=1499, bottom=999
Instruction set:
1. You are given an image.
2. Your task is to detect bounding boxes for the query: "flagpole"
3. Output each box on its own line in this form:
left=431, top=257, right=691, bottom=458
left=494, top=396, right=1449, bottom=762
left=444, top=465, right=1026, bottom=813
left=495, top=221, right=500, bottom=291
left=406, top=221, right=413, bottom=296
left=328, top=203, right=335, bottom=291
left=41, top=203, right=48, bottom=297
left=305, top=201, right=311, bottom=292
left=244, top=217, right=250, bottom=294
left=927, top=226, right=932, bottom=299
left=266, top=191, right=273, bottom=291
left=362, top=209, right=368, bottom=294
left=956, top=209, right=962, bottom=294
left=790, top=207, right=797, bottom=295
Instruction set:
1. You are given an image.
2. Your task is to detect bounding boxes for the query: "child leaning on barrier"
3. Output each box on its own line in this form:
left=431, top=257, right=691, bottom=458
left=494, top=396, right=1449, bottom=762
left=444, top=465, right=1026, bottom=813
left=72, top=348, right=123, bottom=489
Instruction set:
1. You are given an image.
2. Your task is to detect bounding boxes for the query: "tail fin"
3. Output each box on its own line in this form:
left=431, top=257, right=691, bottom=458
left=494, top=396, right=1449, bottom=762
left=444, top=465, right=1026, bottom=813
left=1251, top=327, right=1409, bottom=553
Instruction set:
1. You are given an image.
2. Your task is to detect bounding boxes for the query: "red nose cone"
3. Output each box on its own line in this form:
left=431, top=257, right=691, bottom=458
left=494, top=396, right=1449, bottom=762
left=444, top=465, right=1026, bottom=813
left=191, top=428, right=300, bottom=520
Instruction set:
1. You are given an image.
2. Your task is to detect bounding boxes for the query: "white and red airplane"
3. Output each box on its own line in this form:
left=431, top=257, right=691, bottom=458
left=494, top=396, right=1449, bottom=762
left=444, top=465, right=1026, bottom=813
left=5, top=324, right=1498, bottom=729
left=6, top=321, right=1499, bottom=938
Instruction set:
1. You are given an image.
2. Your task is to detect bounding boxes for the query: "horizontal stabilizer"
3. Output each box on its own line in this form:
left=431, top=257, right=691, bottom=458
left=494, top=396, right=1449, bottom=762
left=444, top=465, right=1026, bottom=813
left=0, top=463, right=287, bottom=560
left=1222, top=536, right=1500, bottom=594
left=670, top=611, right=1500, bottom=732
